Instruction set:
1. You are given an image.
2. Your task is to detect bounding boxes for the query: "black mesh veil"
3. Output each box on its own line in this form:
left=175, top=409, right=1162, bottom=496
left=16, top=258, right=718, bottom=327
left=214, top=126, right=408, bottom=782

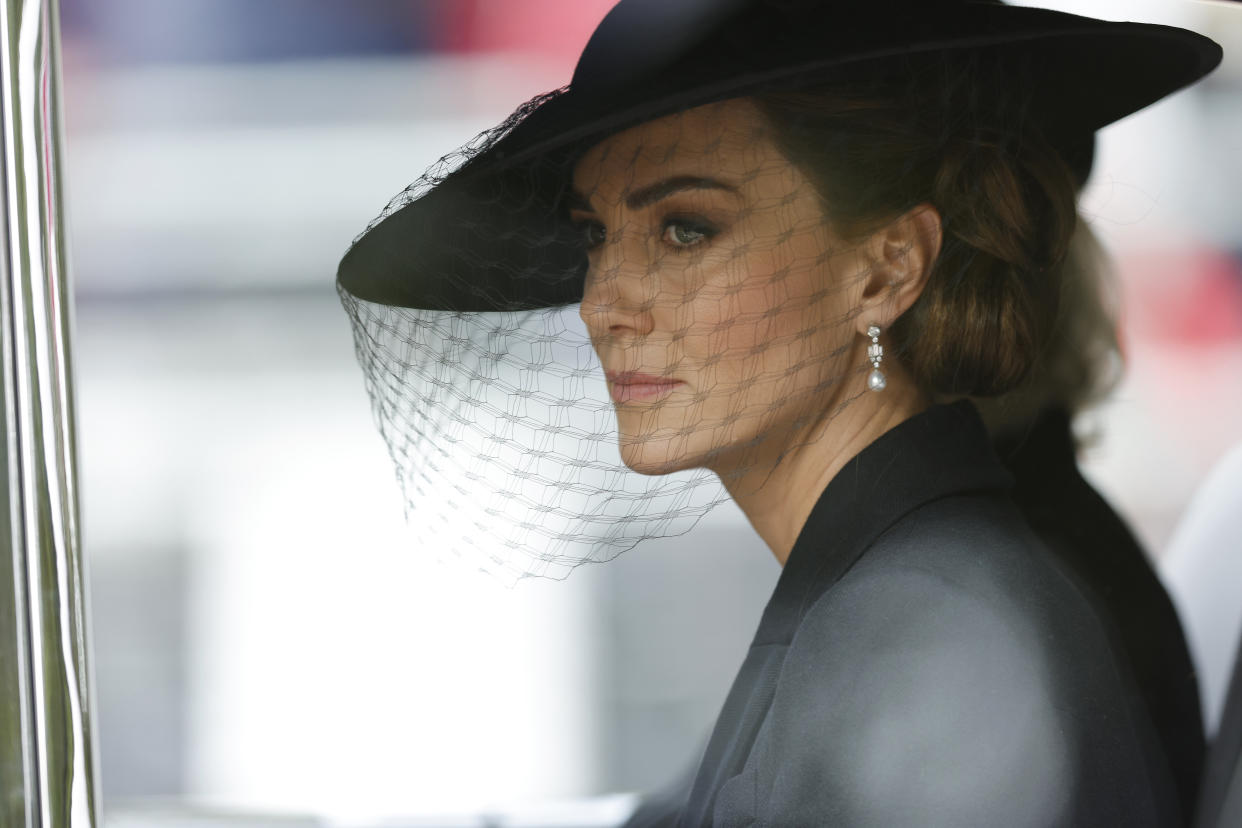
left=339, top=294, right=729, bottom=582
left=339, top=90, right=735, bottom=583
left=336, top=1, right=1220, bottom=584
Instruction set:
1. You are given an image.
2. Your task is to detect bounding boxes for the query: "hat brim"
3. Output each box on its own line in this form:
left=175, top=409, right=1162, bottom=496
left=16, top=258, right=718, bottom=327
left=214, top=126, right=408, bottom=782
left=338, top=3, right=1222, bottom=312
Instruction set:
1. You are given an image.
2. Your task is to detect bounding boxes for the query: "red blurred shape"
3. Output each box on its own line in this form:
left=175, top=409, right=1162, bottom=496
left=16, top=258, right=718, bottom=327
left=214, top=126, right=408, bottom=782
left=1122, top=247, right=1242, bottom=345
left=442, top=0, right=615, bottom=67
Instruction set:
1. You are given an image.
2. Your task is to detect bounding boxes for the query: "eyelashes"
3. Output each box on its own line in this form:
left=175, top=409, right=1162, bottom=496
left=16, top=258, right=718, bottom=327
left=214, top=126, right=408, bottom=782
left=571, top=214, right=722, bottom=252
left=661, top=216, right=719, bottom=248
left=578, top=219, right=608, bottom=250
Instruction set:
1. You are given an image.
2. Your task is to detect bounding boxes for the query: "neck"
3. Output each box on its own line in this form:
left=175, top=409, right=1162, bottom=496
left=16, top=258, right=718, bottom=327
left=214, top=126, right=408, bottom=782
left=717, top=368, right=929, bottom=566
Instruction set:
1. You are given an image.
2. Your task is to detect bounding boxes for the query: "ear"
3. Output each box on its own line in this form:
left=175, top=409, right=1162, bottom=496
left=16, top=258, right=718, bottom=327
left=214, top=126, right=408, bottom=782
left=855, top=203, right=942, bottom=336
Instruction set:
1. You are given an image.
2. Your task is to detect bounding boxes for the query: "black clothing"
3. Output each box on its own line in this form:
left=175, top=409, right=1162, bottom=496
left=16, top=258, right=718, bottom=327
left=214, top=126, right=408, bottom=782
left=636, top=401, right=1179, bottom=826
left=995, top=407, right=1206, bottom=819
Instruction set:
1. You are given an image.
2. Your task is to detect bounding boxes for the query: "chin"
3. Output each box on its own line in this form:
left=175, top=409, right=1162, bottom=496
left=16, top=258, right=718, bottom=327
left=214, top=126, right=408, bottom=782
left=618, top=435, right=701, bottom=477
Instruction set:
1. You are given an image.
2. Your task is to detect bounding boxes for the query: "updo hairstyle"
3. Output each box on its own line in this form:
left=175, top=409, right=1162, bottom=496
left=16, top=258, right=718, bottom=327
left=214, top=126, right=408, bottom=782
left=755, top=49, right=1083, bottom=398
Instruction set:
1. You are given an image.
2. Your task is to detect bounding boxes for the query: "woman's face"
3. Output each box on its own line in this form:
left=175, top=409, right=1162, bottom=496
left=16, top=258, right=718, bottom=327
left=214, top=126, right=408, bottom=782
left=574, top=98, right=871, bottom=477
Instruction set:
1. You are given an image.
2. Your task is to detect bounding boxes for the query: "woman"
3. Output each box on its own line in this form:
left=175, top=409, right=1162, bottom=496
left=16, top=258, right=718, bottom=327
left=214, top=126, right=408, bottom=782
left=337, top=0, right=1221, bottom=823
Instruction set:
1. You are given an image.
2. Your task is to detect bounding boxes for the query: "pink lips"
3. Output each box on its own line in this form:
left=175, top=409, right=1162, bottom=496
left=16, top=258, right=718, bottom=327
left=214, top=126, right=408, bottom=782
left=605, top=371, right=684, bottom=404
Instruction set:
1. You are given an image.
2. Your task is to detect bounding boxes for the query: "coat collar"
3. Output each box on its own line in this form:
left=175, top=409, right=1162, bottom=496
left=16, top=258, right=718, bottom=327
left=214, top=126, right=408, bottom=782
left=752, top=399, right=1014, bottom=647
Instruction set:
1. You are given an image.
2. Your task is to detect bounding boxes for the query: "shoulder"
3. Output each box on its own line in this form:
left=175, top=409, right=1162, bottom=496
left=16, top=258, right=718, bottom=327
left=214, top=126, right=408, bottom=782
left=760, top=495, right=1164, bottom=825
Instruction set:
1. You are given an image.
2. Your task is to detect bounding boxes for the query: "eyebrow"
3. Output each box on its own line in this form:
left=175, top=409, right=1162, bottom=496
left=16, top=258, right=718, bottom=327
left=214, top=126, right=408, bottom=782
left=625, top=176, right=742, bottom=209
left=568, top=175, right=742, bottom=213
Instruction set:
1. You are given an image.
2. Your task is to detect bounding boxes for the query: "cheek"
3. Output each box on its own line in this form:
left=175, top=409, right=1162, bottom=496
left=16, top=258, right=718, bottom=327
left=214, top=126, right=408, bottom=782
left=669, top=281, right=768, bottom=383
left=684, top=234, right=849, bottom=379
left=766, top=229, right=861, bottom=366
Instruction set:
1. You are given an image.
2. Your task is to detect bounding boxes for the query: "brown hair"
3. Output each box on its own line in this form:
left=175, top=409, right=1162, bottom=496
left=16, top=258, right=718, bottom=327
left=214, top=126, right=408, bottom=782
left=972, top=217, right=1123, bottom=438
left=754, top=50, right=1084, bottom=398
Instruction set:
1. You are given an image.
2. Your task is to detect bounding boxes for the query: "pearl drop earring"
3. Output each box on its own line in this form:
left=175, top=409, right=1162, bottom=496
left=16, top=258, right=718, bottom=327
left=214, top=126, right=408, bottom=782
left=867, top=324, right=886, bottom=392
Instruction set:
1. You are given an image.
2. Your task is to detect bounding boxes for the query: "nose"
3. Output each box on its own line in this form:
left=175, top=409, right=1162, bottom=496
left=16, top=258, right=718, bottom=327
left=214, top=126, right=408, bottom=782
left=578, top=232, right=657, bottom=341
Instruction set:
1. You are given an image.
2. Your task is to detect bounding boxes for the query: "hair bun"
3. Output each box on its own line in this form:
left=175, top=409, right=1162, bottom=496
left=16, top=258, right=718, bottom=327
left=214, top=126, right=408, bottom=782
left=895, top=131, right=1079, bottom=397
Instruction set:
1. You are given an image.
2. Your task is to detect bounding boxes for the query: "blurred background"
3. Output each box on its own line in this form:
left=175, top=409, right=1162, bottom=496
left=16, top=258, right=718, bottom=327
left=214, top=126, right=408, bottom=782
left=59, top=0, right=1240, bottom=825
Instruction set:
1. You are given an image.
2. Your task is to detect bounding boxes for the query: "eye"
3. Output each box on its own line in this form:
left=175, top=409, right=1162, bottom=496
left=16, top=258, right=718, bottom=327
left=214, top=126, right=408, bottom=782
left=577, top=220, right=607, bottom=250
left=662, top=218, right=717, bottom=248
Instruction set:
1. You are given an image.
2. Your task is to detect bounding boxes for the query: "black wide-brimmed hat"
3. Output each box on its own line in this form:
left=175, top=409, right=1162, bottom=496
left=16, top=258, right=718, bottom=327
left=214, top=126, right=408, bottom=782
left=338, top=0, right=1221, bottom=312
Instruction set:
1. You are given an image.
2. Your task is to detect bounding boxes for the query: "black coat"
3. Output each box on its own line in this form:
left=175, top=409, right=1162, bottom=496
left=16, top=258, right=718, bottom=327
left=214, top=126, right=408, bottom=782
left=628, top=401, right=1181, bottom=827
left=994, top=406, right=1205, bottom=819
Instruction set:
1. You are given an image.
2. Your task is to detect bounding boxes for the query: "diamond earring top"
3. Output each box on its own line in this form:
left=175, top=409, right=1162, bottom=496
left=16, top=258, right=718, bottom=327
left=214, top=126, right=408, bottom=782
left=867, top=324, right=886, bottom=392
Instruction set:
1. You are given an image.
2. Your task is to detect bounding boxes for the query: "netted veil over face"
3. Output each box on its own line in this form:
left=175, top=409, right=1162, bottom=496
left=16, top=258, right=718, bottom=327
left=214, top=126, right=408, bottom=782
left=336, top=0, right=1220, bottom=583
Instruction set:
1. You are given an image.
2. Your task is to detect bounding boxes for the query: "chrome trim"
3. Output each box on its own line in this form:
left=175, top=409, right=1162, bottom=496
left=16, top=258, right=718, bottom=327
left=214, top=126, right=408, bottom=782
left=0, top=0, right=99, bottom=824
